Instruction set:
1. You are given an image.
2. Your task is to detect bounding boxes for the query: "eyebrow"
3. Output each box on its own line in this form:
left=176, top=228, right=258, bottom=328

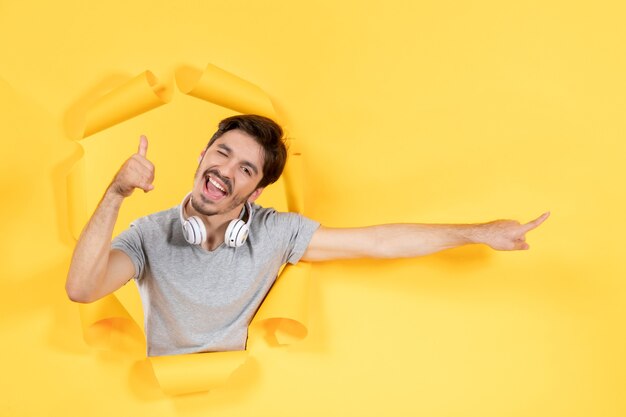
left=217, top=143, right=260, bottom=175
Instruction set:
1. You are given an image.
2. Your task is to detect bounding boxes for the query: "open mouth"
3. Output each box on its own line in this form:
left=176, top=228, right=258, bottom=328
left=203, top=173, right=230, bottom=200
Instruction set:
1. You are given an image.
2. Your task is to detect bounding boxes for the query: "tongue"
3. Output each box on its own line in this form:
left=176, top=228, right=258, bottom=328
left=205, top=179, right=226, bottom=199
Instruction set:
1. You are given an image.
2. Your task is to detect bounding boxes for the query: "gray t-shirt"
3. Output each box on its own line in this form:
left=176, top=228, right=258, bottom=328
left=111, top=203, right=320, bottom=357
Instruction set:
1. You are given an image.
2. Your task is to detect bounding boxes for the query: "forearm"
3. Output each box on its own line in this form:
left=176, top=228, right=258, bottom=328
left=369, top=223, right=482, bottom=258
left=65, top=187, right=124, bottom=302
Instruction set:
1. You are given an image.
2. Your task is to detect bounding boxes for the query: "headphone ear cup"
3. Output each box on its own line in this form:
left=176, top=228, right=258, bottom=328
left=183, top=216, right=207, bottom=245
left=225, top=219, right=249, bottom=248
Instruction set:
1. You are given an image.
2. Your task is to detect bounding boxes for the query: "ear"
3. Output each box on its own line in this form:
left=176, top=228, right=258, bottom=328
left=198, top=149, right=206, bottom=163
left=247, top=187, right=264, bottom=203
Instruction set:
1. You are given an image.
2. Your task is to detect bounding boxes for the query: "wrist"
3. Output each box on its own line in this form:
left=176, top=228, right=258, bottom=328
left=103, top=185, right=126, bottom=208
left=463, top=223, right=488, bottom=245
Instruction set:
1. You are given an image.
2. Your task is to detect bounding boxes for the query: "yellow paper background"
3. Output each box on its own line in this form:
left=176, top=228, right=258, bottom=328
left=1, top=0, right=625, bottom=416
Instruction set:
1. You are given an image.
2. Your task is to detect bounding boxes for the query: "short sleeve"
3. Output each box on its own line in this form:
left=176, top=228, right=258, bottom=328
left=111, top=223, right=146, bottom=280
left=258, top=208, right=320, bottom=265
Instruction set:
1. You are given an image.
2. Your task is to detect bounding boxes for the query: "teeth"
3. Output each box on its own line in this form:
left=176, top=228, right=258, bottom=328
left=209, top=177, right=226, bottom=193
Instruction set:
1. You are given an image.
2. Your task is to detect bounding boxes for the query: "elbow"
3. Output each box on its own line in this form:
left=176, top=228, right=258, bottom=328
left=65, top=286, right=94, bottom=304
left=65, top=276, right=97, bottom=304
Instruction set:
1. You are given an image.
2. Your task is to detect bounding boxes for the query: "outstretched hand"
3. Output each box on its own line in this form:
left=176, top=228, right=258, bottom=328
left=109, top=135, right=155, bottom=197
left=479, top=212, right=550, bottom=251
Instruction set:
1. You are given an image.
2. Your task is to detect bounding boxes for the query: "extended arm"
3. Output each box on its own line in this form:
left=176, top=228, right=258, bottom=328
left=301, top=213, right=550, bottom=262
left=65, top=136, right=155, bottom=303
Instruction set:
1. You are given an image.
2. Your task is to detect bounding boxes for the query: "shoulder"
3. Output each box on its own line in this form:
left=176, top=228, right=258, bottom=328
left=249, top=204, right=280, bottom=221
left=134, top=205, right=178, bottom=223
left=116, top=205, right=187, bottom=249
left=250, top=203, right=302, bottom=225
left=249, top=203, right=320, bottom=234
left=129, top=206, right=180, bottom=235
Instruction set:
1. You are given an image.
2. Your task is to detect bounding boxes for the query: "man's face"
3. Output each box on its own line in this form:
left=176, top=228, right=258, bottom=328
left=191, top=129, right=265, bottom=216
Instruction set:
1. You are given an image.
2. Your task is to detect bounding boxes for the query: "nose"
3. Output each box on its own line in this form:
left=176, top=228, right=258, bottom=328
left=220, top=159, right=239, bottom=179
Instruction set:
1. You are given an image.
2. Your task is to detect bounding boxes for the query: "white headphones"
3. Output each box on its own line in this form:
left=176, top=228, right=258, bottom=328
left=179, top=192, right=253, bottom=248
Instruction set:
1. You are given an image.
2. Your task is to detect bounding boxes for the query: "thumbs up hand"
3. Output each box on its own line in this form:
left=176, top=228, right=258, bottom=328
left=109, top=135, right=156, bottom=197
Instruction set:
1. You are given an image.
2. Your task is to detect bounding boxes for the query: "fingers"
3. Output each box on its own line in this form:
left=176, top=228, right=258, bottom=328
left=110, top=135, right=155, bottom=197
left=513, top=238, right=529, bottom=250
left=521, top=211, right=550, bottom=233
left=510, top=212, right=549, bottom=250
left=138, top=134, right=148, bottom=157
left=133, top=158, right=155, bottom=192
left=117, top=158, right=155, bottom=194
left=135, top=135, right=154, bottom=191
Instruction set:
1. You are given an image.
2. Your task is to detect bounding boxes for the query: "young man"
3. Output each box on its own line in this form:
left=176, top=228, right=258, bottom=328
left=66, top=115, right=549, bottom=356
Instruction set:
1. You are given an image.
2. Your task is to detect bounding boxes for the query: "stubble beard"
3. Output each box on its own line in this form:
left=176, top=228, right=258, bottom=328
left=190, top=192, right=251, bottom=217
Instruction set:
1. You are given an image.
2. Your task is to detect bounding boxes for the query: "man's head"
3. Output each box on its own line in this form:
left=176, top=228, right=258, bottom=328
left=191, top=115, right=287, bottom=217
left=206, top=115, right=287, bottom=189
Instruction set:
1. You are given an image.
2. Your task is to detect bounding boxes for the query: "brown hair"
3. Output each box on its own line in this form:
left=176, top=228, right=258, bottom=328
left=207, top=115, right=287, bottom=188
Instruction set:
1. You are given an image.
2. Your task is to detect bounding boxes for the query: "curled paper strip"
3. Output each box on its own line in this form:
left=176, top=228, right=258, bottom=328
left=83, top=71, right=171, bottom=138
left=282, top=138, right=305, bottom=214
left=67, top=70, right=172, bottom=140
left=150, top=351, right=249, bottom=396
left=176, top=64, right=276, bottom=119
left=79, top=293, right=145, bottom=356
left=250, top=262, right=311, bottom=345
left=247, top=138, right=311, bottom=346
left=66, top=156, right=87, bottom=241
left=72, top=63, right=311, bottom=395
